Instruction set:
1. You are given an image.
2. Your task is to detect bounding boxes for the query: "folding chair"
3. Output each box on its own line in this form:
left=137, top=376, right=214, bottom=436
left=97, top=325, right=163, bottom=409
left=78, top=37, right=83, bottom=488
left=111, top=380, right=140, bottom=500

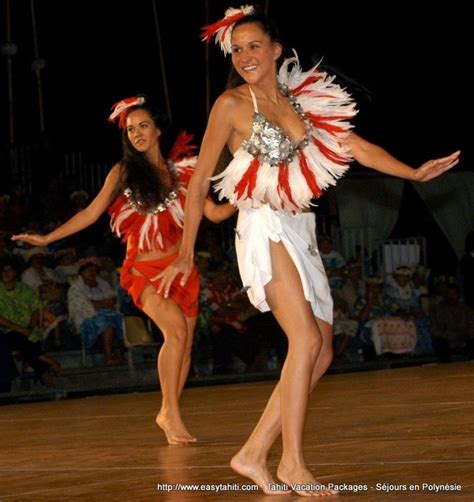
left=123, top=316, right=160, bottom=370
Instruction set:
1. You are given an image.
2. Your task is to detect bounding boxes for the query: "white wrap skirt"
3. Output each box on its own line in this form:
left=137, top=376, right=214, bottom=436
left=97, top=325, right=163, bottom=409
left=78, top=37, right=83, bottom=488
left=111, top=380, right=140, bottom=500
left=235, top=205, right=333, bottom=325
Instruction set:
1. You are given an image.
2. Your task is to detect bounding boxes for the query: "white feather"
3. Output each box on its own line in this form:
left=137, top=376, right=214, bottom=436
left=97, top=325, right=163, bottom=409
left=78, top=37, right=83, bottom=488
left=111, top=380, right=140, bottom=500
left=175, top=157, right=197, bottom=168
left=213, top=5, right=255, bottom=56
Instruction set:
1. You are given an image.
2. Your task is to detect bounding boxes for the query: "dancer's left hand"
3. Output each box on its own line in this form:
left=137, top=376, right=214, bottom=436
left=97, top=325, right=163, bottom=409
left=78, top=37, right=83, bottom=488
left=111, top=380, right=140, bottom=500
left=157, top=254, right=194, bottom=299
left=413, top=150, right=460, bottom=182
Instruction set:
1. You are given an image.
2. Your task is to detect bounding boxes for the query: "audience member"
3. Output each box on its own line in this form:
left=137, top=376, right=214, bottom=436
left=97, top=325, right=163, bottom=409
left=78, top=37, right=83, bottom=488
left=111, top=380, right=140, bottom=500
left=319, top=235, right=346, bottom=290
left=431, top=284, right=474, bottom=361
left=203, top=267, right=256, bottom=373
left=21, top=246, right=69, bottom=347
left=0, top=260, right=62, bottom=386
left=67, top=258, right=124, bottom=366
left=54, top=248, right=79, bottom=285
left=385, top=265, right=432, bottom=355
left=336, top=260, right=366, bottom=318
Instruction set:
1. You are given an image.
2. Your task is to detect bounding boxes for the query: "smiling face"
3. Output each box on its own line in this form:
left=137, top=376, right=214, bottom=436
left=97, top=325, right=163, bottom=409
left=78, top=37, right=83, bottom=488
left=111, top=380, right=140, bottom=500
left=230, top=22, right=281, bottom=85
left=125, top=109, right=160, bottom=154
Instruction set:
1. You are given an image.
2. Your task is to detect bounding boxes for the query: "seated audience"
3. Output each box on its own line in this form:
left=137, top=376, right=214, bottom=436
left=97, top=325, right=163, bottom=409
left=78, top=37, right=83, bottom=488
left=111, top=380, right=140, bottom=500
left=21, top=246, right=69, bottom=345
left=54, top=248, right=80, bottom=285
left=431, top=284, right=474, bottom=361
left=67, top=258, right=124, bottom=366
left=336, top=260, right=366, bottom=318
left=319, top=235, right=346, bottom=291
left=0, top=260, right=61, bottom=387
left=385, top=265, right=433, bottom=355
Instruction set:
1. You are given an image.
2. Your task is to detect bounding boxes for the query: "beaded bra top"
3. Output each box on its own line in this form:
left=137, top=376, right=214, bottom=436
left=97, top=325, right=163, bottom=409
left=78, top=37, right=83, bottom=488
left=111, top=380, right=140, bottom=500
left=242, top=84, right=312, bottom=167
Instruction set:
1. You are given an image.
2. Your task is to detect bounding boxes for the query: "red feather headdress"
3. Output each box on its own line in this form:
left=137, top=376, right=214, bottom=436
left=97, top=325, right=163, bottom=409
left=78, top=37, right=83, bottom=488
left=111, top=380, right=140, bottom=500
left=108, top=96, right=145, bottom=128
left=201, top=5, right=254, bottom=56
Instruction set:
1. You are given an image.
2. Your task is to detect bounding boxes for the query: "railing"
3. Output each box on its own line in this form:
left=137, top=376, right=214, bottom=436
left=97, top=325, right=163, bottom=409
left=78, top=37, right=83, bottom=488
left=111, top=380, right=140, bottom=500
left=335, top=226, right=376, bottom=277
left=336, top=227, right=427, bottom=277
left=62, top=152, right=110, bottom=195
left=4, top=145, right=112, bottom=196
left=378, top=236, right=427, bottom=277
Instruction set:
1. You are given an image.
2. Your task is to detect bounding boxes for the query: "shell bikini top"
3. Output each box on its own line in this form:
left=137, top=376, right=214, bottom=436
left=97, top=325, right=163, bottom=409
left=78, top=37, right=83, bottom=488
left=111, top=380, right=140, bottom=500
left=242, top=84, right=312, bottom=168
left=211, top=55, right=358, bottom=212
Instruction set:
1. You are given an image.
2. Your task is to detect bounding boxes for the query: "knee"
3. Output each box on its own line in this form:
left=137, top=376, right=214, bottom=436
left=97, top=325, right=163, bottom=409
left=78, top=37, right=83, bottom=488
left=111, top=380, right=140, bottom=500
left=164, top=326, right=188, bottom=347
left=101, top=326, right=115, bottom=338
left=309, top=335, right=323, bottom=361
left=290, top=332, right=322, bottom=361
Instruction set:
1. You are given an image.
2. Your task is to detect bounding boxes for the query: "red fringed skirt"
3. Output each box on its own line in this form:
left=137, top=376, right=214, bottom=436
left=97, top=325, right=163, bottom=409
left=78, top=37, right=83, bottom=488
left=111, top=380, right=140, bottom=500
left=120, top=253, right=199, bottom=318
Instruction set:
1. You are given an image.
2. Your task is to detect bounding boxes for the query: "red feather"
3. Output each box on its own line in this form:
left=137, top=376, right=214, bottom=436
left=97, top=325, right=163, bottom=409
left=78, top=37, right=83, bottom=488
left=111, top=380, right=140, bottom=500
left=299, top=152, right=322, bottom=198
left=169, top=131, right=196, bottom=161
left=201, top=12, right=247, bottom=43
left=108, top=96, right=144, bottom=128
left=292, top=74, right=322, bottom=95
left=277, top=162, right=298, bottom=209
left=306, top=113, right=347, bottom=134
left=234, top=157, right=260, bottom=199
left=312, top=138, right=348, bottom=165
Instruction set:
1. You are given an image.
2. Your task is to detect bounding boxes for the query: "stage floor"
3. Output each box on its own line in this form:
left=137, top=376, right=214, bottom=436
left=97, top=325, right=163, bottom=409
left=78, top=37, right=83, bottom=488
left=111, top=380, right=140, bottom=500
left=1, top=362, right=473, bottom=500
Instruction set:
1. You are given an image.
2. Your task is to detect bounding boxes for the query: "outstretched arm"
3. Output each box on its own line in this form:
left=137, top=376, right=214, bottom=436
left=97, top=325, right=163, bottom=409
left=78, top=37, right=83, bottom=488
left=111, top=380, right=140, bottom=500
left=158, top=94, right=236, bottom=297
left=347, top=132, right=460, bottom=182
left=12, top=164, right=122, bottom=246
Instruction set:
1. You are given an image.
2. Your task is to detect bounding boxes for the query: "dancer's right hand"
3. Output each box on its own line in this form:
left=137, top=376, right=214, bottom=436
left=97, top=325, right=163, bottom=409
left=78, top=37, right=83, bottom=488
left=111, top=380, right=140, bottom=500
left=11, top=233, right=48, bottom=246
left=157, top=254, right=194, bottom=299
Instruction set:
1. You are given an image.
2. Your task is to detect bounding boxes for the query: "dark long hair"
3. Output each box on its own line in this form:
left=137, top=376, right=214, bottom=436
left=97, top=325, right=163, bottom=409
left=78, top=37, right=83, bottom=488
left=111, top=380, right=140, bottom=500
left=114, top=97, right=173, bottom=207
left=226, top=8, right=283, bottom=89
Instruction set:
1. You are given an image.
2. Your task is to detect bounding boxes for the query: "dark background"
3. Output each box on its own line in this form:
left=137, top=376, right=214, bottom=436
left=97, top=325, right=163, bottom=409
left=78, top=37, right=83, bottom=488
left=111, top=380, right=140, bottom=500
left=2, top=0, right=469, bottom=162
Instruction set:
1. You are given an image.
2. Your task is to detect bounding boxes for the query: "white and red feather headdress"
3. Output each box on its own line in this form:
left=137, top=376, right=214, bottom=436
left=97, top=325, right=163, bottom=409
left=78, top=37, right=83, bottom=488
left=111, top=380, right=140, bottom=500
left=108, top=96, right=145, bottom=128
left=201, top=4, right=255, bottom=56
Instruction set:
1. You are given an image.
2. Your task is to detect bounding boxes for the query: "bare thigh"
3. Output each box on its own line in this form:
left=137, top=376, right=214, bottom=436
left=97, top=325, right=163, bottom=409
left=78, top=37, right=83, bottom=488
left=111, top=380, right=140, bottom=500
left=264, top=240, right=322, bottom=340
left=138, top=281, right=188, bottom=335
left=130, top=267, right=197, bottom=345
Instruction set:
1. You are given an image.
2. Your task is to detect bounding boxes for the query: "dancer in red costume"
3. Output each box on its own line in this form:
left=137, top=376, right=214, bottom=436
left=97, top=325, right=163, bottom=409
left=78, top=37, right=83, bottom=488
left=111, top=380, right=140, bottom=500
left=13, top=95, right=236, bottom=445
left=159, top=5, right=460, bottom=495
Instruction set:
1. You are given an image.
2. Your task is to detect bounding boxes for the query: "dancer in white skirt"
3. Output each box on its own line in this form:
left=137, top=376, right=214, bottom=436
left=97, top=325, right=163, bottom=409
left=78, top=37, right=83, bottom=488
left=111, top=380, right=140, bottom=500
left=159, top=5, right=460, bottom=496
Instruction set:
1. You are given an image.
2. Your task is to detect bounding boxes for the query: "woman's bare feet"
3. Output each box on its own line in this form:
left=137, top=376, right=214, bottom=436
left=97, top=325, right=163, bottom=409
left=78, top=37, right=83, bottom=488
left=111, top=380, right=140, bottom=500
left=156, top=412, right=197, bottom=445
left=277, top=462, right=338, bottom=497
left=230, top=448, right=291, bottom=496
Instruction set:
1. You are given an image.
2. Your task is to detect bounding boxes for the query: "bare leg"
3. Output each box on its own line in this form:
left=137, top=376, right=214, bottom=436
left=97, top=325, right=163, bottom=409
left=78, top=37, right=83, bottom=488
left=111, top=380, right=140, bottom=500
left=140, top=285, right=197, bottom=444
left=231, top=320, right=332, bottom=467
left=38, top=353, right=63, bottom=376
left=101, top=326, right=116, bottom=365
left=231, top=241, right=336, bottom=496
left=52, top=325, right=62, bottom=348
left=178, top=315, right=197, bottom=397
